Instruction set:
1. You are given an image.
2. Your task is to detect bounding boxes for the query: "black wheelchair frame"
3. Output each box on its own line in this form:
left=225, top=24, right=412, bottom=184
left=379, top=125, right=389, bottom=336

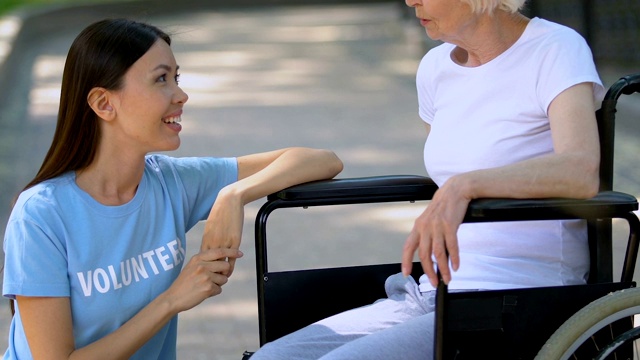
left=244, top=73, right=640, bottom=359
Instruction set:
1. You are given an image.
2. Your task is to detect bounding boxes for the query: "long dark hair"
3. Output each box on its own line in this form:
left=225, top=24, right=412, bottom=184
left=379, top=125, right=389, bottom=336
left=23, top=18, right=171, bottom=191
left=8, top=19, right=171, bottom=316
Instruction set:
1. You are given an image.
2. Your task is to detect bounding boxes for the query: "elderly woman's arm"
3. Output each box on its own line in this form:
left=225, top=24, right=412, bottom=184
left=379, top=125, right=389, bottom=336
left=402, top=82, right=600, bottom=286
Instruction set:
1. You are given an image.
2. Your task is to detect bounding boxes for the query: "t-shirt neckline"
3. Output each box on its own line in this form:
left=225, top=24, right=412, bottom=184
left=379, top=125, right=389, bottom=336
left=448, top=17, right=539, bottom=70
left=70, top=170, right=147, bottom=216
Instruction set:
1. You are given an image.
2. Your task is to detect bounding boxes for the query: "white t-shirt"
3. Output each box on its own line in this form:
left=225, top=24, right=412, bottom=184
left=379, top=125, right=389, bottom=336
left=416, top=18, right=605, bottom=292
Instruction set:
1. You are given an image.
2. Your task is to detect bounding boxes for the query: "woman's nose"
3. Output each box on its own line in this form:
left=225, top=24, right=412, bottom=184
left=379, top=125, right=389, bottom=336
left=405, top=0, right=422, bottom=7
left=175, top=86, right=189, bottom=104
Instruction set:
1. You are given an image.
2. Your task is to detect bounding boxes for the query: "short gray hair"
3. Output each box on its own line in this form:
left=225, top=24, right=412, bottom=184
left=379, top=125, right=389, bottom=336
left=461, top=0, right=527, bottom=14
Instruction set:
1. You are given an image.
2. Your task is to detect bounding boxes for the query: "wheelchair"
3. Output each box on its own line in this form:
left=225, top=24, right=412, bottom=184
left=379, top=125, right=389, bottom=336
left=243, top=73, right=640, bottom=359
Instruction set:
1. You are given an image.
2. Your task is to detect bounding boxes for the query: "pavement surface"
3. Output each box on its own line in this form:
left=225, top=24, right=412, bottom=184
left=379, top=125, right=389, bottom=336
left=0, top=1, right=638, bottom=359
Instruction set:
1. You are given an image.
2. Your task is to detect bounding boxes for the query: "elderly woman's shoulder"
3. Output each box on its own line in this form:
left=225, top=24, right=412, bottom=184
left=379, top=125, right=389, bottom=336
left=528, top=17, right=586, bottom=41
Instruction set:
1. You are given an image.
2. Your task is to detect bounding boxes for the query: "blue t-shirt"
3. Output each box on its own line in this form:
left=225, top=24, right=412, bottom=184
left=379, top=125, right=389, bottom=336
left=3, top=154, right=238, bottom=359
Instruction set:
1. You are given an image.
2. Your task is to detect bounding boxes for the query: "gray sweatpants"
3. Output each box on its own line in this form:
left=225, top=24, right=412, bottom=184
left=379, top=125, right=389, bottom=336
left=250, top=273, right=436, bottom=360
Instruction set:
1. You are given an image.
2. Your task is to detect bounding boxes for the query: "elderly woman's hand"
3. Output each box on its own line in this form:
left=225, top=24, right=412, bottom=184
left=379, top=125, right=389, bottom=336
left=402, top=175, right=471, bottom=287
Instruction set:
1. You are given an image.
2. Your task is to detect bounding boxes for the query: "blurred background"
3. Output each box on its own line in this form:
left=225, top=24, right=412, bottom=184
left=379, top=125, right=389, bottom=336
left=1, top=0, right=639, bottom=66
left=0, top=0, right=638, bottom=358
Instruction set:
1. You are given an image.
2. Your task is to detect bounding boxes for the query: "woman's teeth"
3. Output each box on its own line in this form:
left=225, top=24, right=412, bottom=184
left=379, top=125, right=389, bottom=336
left=163, top=116, right=181, bottom=124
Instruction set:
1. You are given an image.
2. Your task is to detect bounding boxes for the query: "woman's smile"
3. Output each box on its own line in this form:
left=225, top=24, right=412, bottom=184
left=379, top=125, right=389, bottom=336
left=162, top=113, right=183, bottom=133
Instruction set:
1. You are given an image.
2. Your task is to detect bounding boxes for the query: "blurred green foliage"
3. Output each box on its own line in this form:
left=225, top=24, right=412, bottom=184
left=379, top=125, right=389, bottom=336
left=0, top=0, right=113, bottom=16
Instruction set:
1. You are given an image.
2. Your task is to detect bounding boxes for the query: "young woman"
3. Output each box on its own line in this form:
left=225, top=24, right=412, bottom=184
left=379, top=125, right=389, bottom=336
left=251, top=0, right=603, bottom=358
left=2, top=19, right=343, bottom=359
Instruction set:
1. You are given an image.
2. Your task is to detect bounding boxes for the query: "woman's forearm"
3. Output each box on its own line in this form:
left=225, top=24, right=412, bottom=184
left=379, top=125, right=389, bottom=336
left=21, top=294, right=177, bottom=360
left=199, top=147, right=342, bottom=254
left=455, top=151, right=600, bottom=201
left=232, top=147, right=343, bottom=205
left=68, top=295, right=176, bottom=360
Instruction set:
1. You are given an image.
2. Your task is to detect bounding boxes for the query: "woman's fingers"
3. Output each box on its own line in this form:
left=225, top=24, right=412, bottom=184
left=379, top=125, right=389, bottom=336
left=402, top=232, right=419, bottom=277
left=431, top=234, right=451, bottom=286
left=199, top=247, right=243, bottom=262
left=445, top=231, right=460, bottom=273
left=199, top=248, right=242, bottom=277
left=227, top=258, right=236, bottom=277
left=405, top=204, right=462, bottom=287
left=208, top=272, right=230, bottom=288
left=165, top=249, right=242, bottom=312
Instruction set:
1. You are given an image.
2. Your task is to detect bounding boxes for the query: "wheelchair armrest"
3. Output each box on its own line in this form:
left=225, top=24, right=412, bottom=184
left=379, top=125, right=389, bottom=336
left=266, top=176, right=638, bottom=220
left=267, top=175, right=438, bottom=204
left=464, top=191, right=638, bottom=222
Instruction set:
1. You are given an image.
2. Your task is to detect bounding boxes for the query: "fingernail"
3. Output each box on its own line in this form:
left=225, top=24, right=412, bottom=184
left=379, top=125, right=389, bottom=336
left=238, top=250, right=244, bottom=257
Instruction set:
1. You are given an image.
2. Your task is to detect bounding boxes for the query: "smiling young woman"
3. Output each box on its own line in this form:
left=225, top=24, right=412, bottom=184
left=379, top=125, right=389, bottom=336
left=1, top=19, right=342, bottom=360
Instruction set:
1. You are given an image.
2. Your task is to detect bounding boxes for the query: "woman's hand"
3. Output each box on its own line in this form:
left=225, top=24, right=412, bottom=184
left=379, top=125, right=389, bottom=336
left=402, top=176, right=470, bottom=287
left=200, top=148, right=342, bottom=276
left=200, top=187, right=244, bottom=276
left=162, top=247, right=243, bottom=313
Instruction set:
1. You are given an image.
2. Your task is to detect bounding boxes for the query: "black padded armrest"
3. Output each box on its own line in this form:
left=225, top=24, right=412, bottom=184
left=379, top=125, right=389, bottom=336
left=268, top=175, right=438, bottom=202
left=267, top=176, right=637, bottom=223
left=465, top=191, right=638, bottom=222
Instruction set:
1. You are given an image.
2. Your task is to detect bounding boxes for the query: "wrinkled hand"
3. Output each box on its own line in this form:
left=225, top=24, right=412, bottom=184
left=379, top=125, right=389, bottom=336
left=201, top=191, right=245, bottom=277
left=402, top=179, right=470, bottom=287
left=164, top=248, right=243, bottom=313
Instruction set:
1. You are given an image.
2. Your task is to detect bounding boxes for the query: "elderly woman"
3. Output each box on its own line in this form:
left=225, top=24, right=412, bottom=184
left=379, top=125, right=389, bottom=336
left=250, top=0, right=604, bottom=359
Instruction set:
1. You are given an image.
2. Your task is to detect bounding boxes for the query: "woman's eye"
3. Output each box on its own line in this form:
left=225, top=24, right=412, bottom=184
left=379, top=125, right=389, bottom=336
left=157, top=74, right=167, bottom=83
left=175, top=73, right=180, bottom=84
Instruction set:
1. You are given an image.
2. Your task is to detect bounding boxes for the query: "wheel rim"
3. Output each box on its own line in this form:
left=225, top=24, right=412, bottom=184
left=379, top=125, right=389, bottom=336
left=561, top=305, right=640, bottom=359
left=595, top=324, right=640, bottom=359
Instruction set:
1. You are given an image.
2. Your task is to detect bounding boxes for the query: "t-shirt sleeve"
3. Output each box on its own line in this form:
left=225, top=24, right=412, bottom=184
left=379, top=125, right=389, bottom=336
left=416, top=52, right=437, bottom=125
left=149, top=155, right=238, bottom=230
left=535, top=28, right=606, bottom=114
left=3, top=202, right=70, bottom=299
left=416, top=43, right=456, bottom=125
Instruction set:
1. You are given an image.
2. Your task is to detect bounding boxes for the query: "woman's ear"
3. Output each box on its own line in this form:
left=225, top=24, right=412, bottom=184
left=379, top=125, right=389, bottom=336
left=87, top=87, right=115, bottom=121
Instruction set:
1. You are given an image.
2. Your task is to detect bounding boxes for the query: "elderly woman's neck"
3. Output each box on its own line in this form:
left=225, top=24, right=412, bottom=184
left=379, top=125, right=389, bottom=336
left=452, top=11, right=530, bottom=67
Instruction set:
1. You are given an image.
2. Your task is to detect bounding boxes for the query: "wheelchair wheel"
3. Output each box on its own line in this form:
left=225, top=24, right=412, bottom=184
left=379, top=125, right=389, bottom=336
left=535, top=287, right=640, bottom=360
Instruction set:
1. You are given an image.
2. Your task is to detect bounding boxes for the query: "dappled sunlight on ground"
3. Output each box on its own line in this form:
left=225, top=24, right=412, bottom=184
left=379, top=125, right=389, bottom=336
left=0, top=15, right=21, bottom=68
left=28, top=55, right=64, bottom=118
left=180, top=299, right=258, bottom=320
